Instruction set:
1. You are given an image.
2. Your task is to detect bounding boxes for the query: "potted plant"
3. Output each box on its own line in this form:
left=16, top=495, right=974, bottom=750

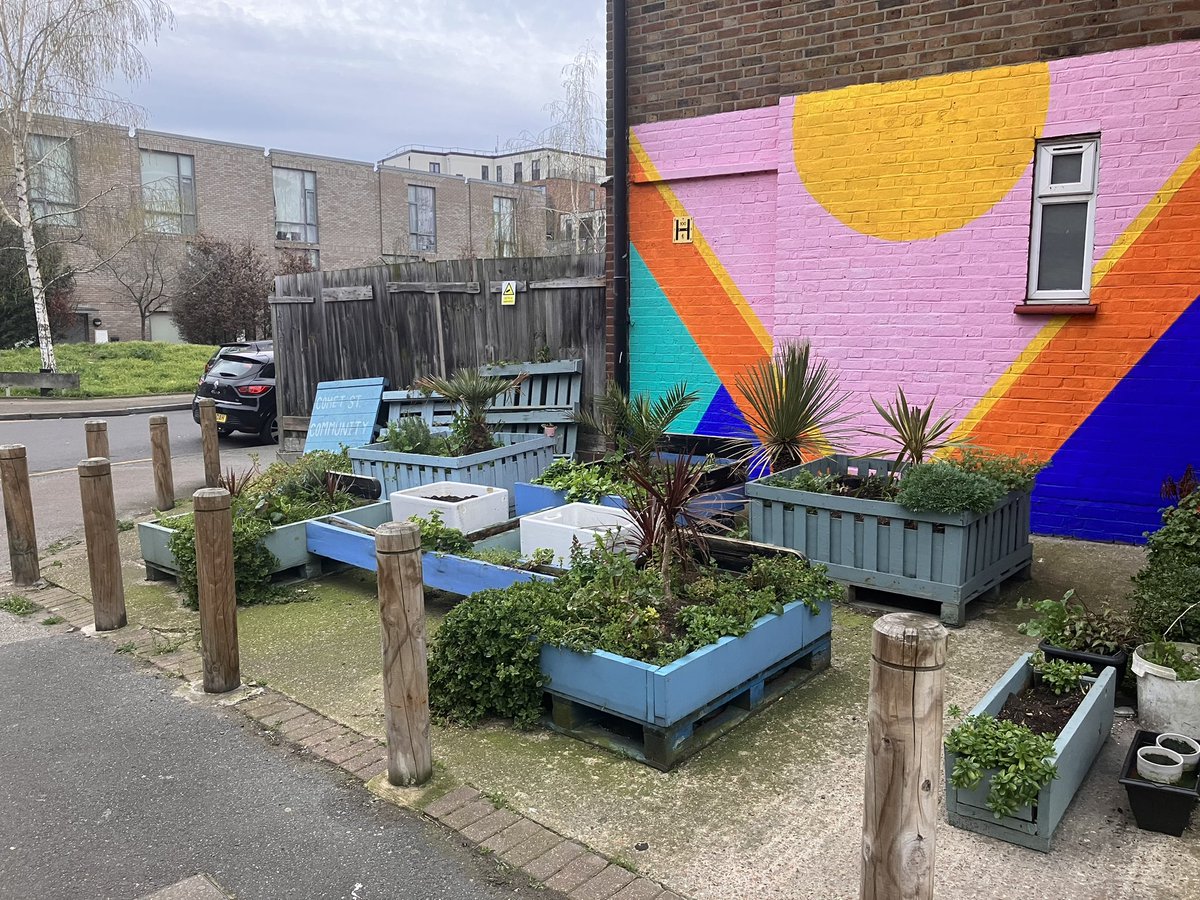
left=1132, top=635, right=1200, bottom=736
left=944, top=651, right=1117, bottom=851
left=427, top=455, right=838, bottom=769
left=1017, top=589, right=1133, bottom=680
left=349, top=367, right=555, bottom=504
left=742, top=357, right=1044, bottom=626
left=1119, top=729, right=1200, bottom=836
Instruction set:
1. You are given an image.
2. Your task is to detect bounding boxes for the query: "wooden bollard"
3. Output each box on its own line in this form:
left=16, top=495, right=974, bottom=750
left=197, top=398, right=221, bottom=488
left=77, top=458, right=126, bottom=631
left=375, top=521, right=432, bottom=786
left=0, top=444, right=39, bottom=585
left=860, top=613, right=948, bottom=900
left=193, top=487, right=239, bottom=692
left=84, top=419, right=110, bottom=460
left=148, top=415, right=175, bottom=511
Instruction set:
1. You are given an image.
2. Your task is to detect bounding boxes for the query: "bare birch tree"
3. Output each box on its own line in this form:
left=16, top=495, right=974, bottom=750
left=0, top=0, right=172, bottom=371
left=104, top=230, right=177, bottom=340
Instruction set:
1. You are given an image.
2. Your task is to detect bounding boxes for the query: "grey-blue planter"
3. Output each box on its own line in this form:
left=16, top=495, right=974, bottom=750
left=746, top=455, right=1033, bottom=625
left=944, top=653, right=1117, bottom=852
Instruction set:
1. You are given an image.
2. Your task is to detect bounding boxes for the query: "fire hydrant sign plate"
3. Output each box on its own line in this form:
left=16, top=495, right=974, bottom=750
left=501, top=281, right=517, bottom=306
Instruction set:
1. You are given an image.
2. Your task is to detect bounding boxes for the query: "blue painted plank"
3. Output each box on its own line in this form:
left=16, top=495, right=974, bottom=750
left=304, top=377, right=386, bottom=453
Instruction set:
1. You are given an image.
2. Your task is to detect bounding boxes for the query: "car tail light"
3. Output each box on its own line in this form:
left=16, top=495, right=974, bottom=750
left=236, top=384, right=271, bottom=396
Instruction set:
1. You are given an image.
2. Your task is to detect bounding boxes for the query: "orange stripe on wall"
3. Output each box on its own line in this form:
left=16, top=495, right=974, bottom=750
left=628, top=149, right=770, bottom=417
left=967, top=163, right=1200, bottom=458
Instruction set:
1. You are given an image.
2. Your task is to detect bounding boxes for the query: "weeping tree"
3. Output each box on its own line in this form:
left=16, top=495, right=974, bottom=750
left=0, top=0, right=172, bottom=371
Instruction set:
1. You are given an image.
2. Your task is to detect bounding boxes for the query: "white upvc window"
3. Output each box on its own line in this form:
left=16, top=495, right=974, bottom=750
left=1027, top=136, right=1099, bottom=302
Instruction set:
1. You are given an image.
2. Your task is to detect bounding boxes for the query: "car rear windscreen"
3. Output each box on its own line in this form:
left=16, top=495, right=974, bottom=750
left=209, top=357, right=260, bottom=378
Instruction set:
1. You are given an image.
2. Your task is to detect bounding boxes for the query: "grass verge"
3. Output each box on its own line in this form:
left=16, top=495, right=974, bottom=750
left=0, top=342, right=215, bottom=397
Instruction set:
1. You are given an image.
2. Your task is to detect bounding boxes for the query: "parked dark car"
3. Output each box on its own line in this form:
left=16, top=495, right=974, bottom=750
left=192, top=350, right=277, bottom=443
left=203, top=340, right=274, bottom=375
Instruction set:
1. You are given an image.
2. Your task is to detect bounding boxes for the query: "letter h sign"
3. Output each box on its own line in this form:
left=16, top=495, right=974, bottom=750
left=672, top=216, right=694, bottom=244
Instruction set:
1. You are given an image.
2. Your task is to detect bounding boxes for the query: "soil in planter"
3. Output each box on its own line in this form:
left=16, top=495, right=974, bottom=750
left=427, top=493, right=477, bottom=503
left=1160, top=737, right=1197, bottom=756
left=996, top=682, right=1084, bottom=737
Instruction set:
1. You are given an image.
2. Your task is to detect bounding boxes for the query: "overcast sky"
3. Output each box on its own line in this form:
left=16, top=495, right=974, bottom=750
left=126, top=0, right=605, bottom=161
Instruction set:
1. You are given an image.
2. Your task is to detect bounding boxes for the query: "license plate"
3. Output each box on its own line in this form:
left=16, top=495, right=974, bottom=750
left=214, top=413, right=227, bottom=424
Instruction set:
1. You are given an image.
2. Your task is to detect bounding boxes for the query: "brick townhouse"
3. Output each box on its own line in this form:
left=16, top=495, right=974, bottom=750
left=4, top=121, right=557, bottom=341
left=607, top=0, right=1200, bottom=542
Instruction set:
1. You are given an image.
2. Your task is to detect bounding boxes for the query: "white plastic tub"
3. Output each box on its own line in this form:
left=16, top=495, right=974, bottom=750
left=519, top=502, right=634, bottom=567
left=1133, top=642, right=1200, bottom=736
left=390, top=481, right=509, bottom=535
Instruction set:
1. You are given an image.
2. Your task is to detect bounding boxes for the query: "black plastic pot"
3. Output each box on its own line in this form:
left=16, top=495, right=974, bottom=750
left=1039, top=640, right=1129, bottom=683
left=1119, top=729, right=1199, bottom=836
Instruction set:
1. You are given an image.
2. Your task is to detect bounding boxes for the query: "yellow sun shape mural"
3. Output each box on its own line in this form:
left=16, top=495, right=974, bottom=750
left=792, top=63, right=1052, bottom=241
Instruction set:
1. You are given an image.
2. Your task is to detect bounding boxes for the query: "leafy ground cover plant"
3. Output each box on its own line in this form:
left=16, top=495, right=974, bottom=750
left=948, top=448, right=1046, bottom=493
left=409, top=513, right=553, bottom=569
left=1017, top=589, right=1132, bottom=655
left=945, top=714, right=1059, bottom=818
left=1143, top=640, right=1200, bottom=681
left=382, top=417, right=448, bottom=455
left=1030, top=651, right=1092, bottom=695
left=894, top=463, right=1005, bottom=514
left=530, top=455, right=638, bottom=503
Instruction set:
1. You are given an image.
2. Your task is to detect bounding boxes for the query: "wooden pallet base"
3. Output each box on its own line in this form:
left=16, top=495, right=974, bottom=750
left=143, top=558, right=324, bottom=585
left=847, top=561, right=1033, bottom=627
left=545, top=635, right=831, bottom=770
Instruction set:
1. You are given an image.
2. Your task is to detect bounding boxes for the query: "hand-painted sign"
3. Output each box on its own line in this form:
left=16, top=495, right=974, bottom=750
left=501, top=280, right=517, bottom=306
left=303, top=377, right=386, bottom=453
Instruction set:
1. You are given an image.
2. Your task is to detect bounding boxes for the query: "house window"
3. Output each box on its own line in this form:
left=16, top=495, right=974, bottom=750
left=481, top=165, right=489, bottom=180
left=408, top=184, right=436, bottom=253
left=496, top=165, right=503, bottom=183
left=429, top=162, right=441, bottom=174
left=589, top=189, right=596, bottom=209
left=26, top=135, right=78, bottom=225
left=589, top=165, right=597, bottom=182
left=493, top=196, right=516, bottom=258
left=273, top=167, right=318, bottom=242
left=1028, top=137, right=1099, bottom=302
left=140, top=150, right=197, bottom=235
left=514, top=162, right=523, bottom=183
left=531, top=158, right=541, bottom=180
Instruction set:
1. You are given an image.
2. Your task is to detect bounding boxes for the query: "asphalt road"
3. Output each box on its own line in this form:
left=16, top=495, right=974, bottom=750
left=0, top=411, right=263, bottom=575
left=0, top=613, right=548, bottom=900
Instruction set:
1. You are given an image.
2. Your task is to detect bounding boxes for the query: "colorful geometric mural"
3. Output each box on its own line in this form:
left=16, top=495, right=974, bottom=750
left=628, top=41, right=1200, bottom=542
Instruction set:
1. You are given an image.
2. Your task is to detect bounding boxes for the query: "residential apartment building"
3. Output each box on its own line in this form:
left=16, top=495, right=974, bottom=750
left=383, top=145, right=607, bottom=254
left=610, top=1, right=1200, bottom=543
left=4, top=120, right=553, bottom=342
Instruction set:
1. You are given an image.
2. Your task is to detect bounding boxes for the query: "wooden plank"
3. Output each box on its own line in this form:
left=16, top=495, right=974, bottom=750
left=486, top=280, right=529, bottom=293
left=528, top=277, right=606, bottom=289
left=386, top=281, right=480, bottom=294
left=321, top=286, right=374, bottom=302
left=267, top=295, right=315, bottom=304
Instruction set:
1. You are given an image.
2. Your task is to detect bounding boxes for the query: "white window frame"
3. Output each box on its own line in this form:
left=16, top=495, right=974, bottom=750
left=140, top=150, right=197, bottom=235
left=408, top=184, right=436, bottom=253
left=26, top=134, right=78, bottom=226
left=273, top=167, right=318, bottom=243
left=1027, top=136, right=1099, bottom=303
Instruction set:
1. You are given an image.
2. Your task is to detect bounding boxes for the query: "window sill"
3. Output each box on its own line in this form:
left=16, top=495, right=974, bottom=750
left=1013, top=303, right=1097, bottom=317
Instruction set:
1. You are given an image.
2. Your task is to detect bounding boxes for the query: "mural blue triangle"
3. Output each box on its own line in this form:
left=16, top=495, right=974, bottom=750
left=695, top=384, right=751, bottom=438
left=1032, top=293, right=1200, bottom=543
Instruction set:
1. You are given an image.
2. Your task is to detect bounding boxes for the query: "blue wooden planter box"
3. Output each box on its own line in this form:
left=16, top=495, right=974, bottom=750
left=746, top=454, right=1033, bottom=626
left=138, top=501, right=393, bottom=581
left=349, top=433, right=555, bottom=511
left=944, top=653, right=1117, bottom=852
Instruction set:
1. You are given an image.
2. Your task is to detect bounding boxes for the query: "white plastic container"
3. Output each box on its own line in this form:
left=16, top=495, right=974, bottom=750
left=519, top=502, right=634, bottom=567
left=1136, top=745, right=1184, bottom=785
left=1132, top=642, right=1200, bottom=736
left=390, top=481, right=509, bottom=536
left=1156, top=733, right=1200, bottom=772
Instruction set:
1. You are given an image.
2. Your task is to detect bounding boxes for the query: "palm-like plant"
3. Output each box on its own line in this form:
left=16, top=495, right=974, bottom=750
left=575, top=381, right=698, bottom=463
left=415, top=368, right=528, bottom=455
left=729, top=341, right=853, bottom=474
left=867, top=387, right=967, bottom=469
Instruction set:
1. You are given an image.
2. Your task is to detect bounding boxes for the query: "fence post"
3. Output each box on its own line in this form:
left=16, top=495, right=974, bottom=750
left=193, top=487, right=239, bottom=692
left=197, top=398, right=221, bottom=488
left=0, top=444, right=39, bottom=585
left=860, top=613, right=947, bottom=900
left=375, top=521, right=432, bottom=786
left=77, top=458, right=126, bottom=631
left=148, top=415, right=175, bottom=511
left=84, top=419, right=110, bottom=460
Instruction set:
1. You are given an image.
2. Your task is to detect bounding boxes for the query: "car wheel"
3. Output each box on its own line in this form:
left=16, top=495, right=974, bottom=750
left=259, top=415, right=279, bottom=445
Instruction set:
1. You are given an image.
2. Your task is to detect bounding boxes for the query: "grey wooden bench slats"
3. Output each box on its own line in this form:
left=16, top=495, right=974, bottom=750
left=380, top=359, right=584, bottom=457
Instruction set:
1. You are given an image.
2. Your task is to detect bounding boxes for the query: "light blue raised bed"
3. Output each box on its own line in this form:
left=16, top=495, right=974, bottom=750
left=138, top=501, right=392, bottom=581
left=945, top=652, right=1116, bottom=852
left=348, top=433, right=555, bottom=513
left=542, top=596, right=833, bottom=769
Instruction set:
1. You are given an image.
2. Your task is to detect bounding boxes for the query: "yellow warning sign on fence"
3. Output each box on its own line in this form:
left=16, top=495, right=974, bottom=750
left=501, top=280, right=517, bottom=306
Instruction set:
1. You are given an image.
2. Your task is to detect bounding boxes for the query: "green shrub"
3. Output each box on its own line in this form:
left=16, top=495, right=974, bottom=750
left=531, top=456, right=636, bottom=503
left=895, top=463, right=1005, bottom=514
left=1017, top=589, right=1132, bottom=655
left=1143, top=641, right=1200, bottom=681
left=166, top=513, right=277, bottom=610
left=1031, top=652, right=1091, bottom=695
left=410, top=511, right=473, bottom=555
left=947, top=448, right=1046, bottom=492
left=945, top=715, right=1058, bottom=819
left=382, top=417, right=448, bottom=455
left=1131, top=490, right=1200, bottom=643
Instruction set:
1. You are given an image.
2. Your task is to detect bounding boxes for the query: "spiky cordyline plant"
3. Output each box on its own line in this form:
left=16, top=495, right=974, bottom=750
left=574, top=381, right=698, bottom=464
left=867, top=387, right=967, bottom=469
left=415, top=368, right=528, bottom=455
left=624, top=455, right=722, bottom=609
left=728, top=341, right=853, bottom=474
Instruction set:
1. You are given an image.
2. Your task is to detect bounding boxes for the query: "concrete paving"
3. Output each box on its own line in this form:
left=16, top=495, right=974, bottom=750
left=0, top=610, right=554, bottom=900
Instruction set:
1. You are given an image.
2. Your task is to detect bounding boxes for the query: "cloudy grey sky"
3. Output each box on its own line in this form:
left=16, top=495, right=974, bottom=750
left=126, top=0, right=605, bottom=161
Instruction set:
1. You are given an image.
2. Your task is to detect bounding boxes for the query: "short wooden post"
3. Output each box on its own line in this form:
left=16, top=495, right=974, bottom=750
left=0, top=444, right=39, bottom=585
left=77, top=458, right=126, bottom=631
left=197, top=398, right=221, bottom=488
left=375, top=521, right=432, bottom=786
left=148, top=415, right=175, bottom=511
left=861, top=613, right=947, bottom=900
left=84, top=419, right=110, bottom=460
left=193, top=487, right=240, bottom=692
